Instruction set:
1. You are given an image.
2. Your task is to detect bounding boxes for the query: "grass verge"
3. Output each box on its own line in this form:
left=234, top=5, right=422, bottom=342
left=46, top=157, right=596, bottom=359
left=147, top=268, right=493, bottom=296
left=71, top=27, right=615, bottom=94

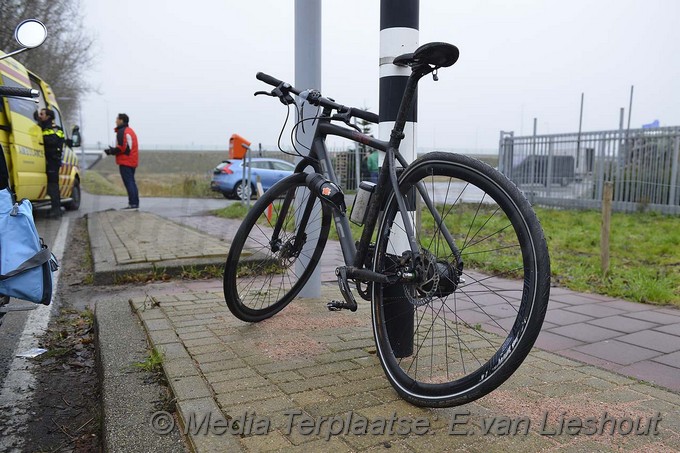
left=214, top=202, right=679, bottom=306
left=83, top=170, right=221, bottom=198
left=536, top=207, right=679, bottom=306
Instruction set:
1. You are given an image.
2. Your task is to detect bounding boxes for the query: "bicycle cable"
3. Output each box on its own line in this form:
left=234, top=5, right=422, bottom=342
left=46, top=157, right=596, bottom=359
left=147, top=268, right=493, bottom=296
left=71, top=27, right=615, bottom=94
left=291, top=106, right=323, bottom=157
left=275, top=103, right=307, bottom=159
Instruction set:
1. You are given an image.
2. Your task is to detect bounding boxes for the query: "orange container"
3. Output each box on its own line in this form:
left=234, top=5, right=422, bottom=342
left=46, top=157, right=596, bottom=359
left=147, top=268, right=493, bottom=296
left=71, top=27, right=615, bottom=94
left=228, top=134, right=251, bottom=159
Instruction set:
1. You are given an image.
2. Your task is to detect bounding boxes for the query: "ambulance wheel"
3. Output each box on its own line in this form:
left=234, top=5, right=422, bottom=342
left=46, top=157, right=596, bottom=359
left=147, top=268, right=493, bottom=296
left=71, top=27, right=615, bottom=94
left=65, top=180, right=81, bottom=211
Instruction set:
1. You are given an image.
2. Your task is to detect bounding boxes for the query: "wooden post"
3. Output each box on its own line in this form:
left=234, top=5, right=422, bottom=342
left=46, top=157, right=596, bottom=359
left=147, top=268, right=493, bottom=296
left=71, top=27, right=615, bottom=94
left=255, top=175, right=272, bottom=221
left=601, top=181, right=613, bottom=276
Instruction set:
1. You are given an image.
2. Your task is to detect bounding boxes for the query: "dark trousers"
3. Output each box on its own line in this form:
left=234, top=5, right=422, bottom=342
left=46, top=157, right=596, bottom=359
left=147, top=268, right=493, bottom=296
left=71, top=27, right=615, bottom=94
left=119, top=165, right=139, bottom=207
left=46, top=167, right=60, bottom=212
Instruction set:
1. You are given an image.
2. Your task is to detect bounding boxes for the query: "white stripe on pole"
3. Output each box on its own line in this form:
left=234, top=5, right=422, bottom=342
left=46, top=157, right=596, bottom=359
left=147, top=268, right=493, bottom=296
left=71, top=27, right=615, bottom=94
left=380, top=2, right=419, bottom=253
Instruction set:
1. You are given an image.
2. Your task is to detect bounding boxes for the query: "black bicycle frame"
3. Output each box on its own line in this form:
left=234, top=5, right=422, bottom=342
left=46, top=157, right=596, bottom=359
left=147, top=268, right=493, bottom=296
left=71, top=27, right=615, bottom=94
left=275, top=65, right=461, bottom=280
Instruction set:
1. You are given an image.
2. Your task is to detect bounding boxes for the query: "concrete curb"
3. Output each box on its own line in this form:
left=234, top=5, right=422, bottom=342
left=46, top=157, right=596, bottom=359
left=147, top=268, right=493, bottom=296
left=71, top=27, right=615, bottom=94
left=130, top=297, right=243, bottom=453
left=95, top=298, right=186, bottom=453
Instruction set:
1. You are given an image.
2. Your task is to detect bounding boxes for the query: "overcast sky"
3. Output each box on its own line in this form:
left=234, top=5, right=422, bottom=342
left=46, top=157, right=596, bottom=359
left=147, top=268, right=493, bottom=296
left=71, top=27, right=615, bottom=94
left=79, top=0, right=680, bottom=153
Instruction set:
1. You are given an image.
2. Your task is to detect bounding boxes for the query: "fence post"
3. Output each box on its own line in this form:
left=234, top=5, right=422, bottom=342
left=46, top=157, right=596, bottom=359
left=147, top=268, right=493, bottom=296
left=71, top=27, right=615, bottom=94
left=546, top=137, right=554, bottom=198
left=601, top=181, right=613, bottom=276
left=669, top=135, right=679, bottom=207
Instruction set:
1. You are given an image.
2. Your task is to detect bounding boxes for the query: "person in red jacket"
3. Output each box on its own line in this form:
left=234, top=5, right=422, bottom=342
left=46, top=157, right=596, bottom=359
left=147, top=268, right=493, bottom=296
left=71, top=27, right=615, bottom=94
left=105, top=113, right=139, bottom=210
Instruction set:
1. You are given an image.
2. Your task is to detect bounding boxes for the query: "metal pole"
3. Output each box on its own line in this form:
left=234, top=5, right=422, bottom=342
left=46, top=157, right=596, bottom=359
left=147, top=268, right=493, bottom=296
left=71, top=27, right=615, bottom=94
left=578, top=93, right=584, bottom=135
left=294, top=0, right=322, bottom=297
left=380, top=0, right=419, bottom=358
left=627, top=85, right=634, bottom=131
left=576, top=93, right=584, bottom=164
left=625, top=86, right=634, bottom=206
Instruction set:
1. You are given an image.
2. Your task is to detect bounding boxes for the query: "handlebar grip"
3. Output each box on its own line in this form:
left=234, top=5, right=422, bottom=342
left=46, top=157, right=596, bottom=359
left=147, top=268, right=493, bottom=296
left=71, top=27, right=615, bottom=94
left=352, top=108, right=379, bottom=124
left=256, top=72, right=285, bottom=88
left=0, top=86, right=38, bottom=98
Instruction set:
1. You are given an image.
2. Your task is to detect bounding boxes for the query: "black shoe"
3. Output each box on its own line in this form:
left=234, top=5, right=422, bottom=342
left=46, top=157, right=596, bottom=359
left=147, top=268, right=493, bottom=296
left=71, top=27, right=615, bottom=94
left=46, top=209, right=62, bottom=218
left=121, top=205, right=139, bottom=211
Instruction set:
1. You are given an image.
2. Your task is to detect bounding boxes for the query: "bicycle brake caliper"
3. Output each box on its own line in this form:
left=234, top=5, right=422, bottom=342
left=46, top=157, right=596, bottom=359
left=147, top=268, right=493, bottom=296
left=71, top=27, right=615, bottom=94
left=327, top=266, right=358, bottom=312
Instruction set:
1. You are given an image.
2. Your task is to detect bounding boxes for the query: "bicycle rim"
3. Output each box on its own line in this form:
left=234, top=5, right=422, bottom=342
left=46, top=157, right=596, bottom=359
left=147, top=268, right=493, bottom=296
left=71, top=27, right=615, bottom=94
left=372, top=152, right=550, bottom=407
left=224, top=173, right=331, bottom=322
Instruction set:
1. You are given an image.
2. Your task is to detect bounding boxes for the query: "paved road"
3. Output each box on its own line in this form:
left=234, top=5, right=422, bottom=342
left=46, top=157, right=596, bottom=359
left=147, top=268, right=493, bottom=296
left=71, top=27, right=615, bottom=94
left=0, top=193, right=231, bottom=404
left=0, top=213, right=62, bottom=387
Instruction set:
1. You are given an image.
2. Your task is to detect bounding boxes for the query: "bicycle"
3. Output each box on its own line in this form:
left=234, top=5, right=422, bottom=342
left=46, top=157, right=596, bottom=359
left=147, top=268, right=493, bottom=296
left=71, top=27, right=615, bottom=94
left=223, top=42, right=551, bottom=407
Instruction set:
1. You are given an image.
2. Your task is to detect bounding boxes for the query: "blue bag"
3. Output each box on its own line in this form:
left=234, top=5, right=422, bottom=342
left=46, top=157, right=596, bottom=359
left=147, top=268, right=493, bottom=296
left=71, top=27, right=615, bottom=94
left=0, top=149, right=58, bottom=305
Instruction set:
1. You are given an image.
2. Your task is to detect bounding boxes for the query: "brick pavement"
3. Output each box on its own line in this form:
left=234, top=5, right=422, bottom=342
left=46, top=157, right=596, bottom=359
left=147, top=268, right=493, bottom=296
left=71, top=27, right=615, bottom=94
left=175, top=212, right=680, bottom=393
left=88, top=210, right=229, bottom=284
left=92, top=208, right=680, bottom=452
left=130, top=282, right=679, bottom=452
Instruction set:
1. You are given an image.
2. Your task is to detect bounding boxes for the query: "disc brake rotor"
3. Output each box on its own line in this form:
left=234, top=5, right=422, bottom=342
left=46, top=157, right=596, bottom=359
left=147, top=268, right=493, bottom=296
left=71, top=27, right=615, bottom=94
left=403, top=249, right=439, bottom=307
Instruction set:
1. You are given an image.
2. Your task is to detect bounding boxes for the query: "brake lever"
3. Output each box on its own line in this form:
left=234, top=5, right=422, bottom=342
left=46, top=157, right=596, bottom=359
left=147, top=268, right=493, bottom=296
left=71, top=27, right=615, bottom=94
left=332, top=113, right=361, bottom=132
left=255, top=88, right=294, bottom=105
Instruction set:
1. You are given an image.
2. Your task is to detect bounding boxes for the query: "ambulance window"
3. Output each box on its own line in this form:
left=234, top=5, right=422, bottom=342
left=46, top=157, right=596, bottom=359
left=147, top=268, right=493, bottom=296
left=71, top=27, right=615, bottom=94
left=27, top=77, right=63, bottom=128
left=2, top=75, right=37, bottom=120
left=29, top=78, right=46, bottom=111
left=51, top=108, right=63, bottom=128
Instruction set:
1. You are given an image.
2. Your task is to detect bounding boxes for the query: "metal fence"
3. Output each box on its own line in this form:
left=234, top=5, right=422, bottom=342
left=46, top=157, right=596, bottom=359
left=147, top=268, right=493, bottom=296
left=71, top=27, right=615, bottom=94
left=255, top=149, right=369, bottom=190
left=498, top=126, right=680, bottom=214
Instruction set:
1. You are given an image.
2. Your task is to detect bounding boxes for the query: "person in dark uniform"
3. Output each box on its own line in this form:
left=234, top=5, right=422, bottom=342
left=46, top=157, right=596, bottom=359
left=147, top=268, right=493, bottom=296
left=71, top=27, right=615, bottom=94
left=36, top=108, right=65, bottom=218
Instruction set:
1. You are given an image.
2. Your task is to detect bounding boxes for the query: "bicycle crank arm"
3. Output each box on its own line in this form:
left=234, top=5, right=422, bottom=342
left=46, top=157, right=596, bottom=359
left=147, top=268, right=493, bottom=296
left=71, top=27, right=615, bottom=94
left=341, top=266, right=395, bottom=284
left=328, top=266, right=400, bottom=312
left=328, top=266, right=358, bottom=312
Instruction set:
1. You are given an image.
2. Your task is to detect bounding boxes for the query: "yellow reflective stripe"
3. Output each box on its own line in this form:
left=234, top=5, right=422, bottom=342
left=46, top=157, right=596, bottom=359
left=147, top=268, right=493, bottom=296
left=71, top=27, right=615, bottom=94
left=42, top=129, right=65, bottom=137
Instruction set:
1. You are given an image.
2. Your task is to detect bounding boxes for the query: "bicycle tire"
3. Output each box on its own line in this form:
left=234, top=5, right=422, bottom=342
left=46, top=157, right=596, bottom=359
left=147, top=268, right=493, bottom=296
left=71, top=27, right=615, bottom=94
left=372, top=152, right=550, bottom=407
left=224, top=173, right=331, bottom=322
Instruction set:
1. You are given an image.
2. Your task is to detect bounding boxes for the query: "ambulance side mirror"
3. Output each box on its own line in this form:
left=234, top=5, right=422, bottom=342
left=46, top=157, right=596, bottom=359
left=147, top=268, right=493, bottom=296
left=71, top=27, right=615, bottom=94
left=0, top=20, right=47, bottom=61
left=70, top=126, right=81, bottom=148
left=15, top=20, right=47, bottom=49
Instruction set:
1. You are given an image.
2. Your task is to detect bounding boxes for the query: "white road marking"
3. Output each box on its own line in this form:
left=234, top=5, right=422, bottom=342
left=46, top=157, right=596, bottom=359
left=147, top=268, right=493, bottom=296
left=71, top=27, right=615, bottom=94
left=0, top=217, right=69, bottom=451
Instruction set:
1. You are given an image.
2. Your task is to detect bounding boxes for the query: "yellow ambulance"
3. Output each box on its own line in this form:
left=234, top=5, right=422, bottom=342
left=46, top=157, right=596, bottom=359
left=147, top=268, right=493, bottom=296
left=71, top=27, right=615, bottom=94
left=0, top=50, right=82, bottom=210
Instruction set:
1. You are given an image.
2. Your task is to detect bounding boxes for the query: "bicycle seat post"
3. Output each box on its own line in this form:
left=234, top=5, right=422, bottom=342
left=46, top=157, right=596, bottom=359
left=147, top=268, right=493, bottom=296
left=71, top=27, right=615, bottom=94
left=387, top=66, right=431, bottom=151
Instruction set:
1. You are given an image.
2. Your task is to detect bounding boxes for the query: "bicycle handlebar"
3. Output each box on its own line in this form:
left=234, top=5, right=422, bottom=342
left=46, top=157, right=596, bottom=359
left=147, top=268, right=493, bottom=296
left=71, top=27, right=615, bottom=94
left=0, top=86, right=39, bottom=98
left=256, top=72, right=379, bottom=124
left=256, top=72, right=292, bottom=91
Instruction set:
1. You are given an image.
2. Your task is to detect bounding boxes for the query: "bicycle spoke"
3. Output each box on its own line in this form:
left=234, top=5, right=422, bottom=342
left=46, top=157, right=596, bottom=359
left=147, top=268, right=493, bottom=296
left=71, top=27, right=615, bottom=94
left=225, top=176, right=331, bottom=322
left=373, top=153, right=549, bottom=407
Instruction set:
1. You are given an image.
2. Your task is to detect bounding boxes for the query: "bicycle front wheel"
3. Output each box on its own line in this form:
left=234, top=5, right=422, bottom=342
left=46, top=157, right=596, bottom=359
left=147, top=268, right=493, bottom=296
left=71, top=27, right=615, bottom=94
left=224, top=173, right=331, bottom=322
left=372, top=152, right=550, bottom=407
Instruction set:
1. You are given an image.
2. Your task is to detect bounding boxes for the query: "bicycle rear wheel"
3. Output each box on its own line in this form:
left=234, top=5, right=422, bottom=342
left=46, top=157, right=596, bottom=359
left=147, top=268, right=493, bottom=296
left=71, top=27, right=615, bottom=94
left=372, top=152, right=550, bottom=407
left=224, top=173, right=331, bottom=322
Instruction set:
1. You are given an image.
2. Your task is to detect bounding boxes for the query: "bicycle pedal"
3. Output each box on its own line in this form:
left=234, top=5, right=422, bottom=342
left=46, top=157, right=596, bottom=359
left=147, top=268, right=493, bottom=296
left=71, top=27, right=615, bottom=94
left=327, top=300, right=346, bottom=311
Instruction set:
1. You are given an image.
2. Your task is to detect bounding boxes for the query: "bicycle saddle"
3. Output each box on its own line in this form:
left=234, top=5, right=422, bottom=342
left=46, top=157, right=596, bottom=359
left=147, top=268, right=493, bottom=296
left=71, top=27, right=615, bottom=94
left=393, top=42, right=460, bottom=68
